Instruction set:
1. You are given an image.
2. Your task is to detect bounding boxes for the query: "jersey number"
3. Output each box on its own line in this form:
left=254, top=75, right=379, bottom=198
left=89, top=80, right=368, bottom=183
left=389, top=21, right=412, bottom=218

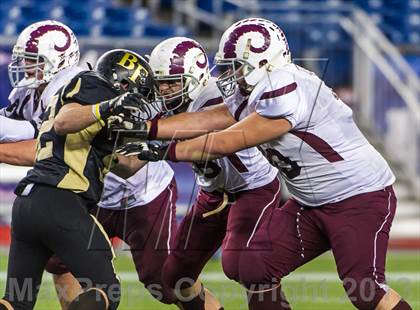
left=36, top=96, right=58, bottom=161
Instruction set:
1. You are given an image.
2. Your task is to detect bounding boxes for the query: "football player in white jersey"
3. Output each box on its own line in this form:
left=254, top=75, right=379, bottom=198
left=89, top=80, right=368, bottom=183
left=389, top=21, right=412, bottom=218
left=115, top=36, right=284, bottom=309
left=0, top=20, right=81, bottom=143
left=117, top=19, right=411, bottom=310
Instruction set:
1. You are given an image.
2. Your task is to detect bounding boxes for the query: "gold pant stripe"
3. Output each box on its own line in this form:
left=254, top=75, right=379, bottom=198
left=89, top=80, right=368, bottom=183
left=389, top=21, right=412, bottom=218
left=89, top=214, right=118, bottom=278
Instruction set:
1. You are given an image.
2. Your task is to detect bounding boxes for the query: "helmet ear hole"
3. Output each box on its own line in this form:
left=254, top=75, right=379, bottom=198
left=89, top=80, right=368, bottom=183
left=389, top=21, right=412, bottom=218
left=120, top=79, right=130, bottom=91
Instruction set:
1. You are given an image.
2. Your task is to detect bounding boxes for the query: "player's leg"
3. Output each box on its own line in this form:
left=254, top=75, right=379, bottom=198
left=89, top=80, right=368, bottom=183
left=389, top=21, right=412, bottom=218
left=323, top=186, right=412, bottom=309
left=67, top=288, right=109, bottom=310
left=221, top=178, right=282, bottom=282
left=163, top=188, right=229, bottom=310
left=45, top=256, right=82, bottom=310
left=2, top=194, right=52, bottom=309
left=40, top=187, right=120, bottom=310
left=95, top=179, right=179, bottom=305
left=237, top=195, right=330, bottom=310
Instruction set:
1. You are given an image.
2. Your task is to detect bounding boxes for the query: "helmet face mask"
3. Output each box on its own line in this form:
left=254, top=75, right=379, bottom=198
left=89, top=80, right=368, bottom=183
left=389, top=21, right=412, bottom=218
left=8, top=49, right=50, bottom=88
left=155, top=73, right=200, bottom=113
left=149, top=37, right=210, bottom=114
left=8, top=20, right=79, bottom=89
left=215, top=59, right=255, bottom=98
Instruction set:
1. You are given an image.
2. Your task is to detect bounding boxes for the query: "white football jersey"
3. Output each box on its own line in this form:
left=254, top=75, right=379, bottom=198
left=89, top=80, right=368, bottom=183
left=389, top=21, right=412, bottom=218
left=187, top=77, right=278, bottom=193
left=2, top=66, right=85, bottom=127
left=2, top=88, right=39, bottom=121
left=225, top=64, right=395, bottom=206
left=0, top=65, right=85, bottom=143
left=98, top=161, right=174, bottom=209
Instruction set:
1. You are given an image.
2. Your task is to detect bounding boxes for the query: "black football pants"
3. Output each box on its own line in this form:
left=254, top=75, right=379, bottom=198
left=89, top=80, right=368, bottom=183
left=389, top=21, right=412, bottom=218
left=2, top=185, right=120, bottom=310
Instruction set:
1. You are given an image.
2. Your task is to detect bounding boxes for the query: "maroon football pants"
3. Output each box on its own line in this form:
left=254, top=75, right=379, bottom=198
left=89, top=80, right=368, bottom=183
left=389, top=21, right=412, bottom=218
left=163, top=177, right=282, bottom=289
left=242, top=186, right=397, bottom=309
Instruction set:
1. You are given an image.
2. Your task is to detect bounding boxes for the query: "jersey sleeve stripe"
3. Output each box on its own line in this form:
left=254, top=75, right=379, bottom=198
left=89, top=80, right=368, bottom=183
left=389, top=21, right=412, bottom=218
left=201, top=96, right=223, bottom=109
left=291, top=130, right=344, bottom=162
left=234, top=98, right=248, bottom=121
left=260, top=82, right=297, bottom=100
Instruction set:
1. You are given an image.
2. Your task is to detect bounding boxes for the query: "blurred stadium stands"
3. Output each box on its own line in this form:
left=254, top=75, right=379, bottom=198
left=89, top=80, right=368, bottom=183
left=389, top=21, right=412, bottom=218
left=0, top=0, right=419, bottom=247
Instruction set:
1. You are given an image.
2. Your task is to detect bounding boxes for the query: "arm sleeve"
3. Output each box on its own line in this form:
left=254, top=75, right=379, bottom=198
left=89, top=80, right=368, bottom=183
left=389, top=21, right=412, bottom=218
left=255, top=80, right=305, bottom=128
left=0, top=115, right=36, bottom=142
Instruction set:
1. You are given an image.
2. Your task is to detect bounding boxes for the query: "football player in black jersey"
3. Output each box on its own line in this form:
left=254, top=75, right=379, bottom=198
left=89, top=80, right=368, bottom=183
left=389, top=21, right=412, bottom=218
left=0, top=49, right=154, bottom=310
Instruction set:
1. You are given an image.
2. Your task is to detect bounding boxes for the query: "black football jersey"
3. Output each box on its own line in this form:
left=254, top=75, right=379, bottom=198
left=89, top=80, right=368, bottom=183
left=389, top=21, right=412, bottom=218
left=16, top=71, right=119, bottom=205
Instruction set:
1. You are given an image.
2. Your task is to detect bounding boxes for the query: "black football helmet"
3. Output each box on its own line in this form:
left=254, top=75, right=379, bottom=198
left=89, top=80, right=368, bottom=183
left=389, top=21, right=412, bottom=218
left=95, top=49, right=157, bottom=102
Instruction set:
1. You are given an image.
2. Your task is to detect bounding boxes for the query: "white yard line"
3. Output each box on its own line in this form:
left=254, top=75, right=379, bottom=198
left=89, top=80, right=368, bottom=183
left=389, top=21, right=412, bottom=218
left=0, top=271, right=419, bottom=282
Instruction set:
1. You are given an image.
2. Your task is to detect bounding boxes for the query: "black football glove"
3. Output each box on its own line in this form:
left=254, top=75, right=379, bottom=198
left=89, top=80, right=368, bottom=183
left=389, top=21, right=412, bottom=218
left=117, top=142, right=177, bottom=162
left=94, top=92, right=149, bottom=120
left=108, top=113, right=149, bottom=140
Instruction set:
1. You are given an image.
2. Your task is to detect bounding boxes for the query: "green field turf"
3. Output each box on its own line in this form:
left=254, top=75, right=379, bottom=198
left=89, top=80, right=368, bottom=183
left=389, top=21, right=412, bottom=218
left=0, top=250, right=419, bottom=309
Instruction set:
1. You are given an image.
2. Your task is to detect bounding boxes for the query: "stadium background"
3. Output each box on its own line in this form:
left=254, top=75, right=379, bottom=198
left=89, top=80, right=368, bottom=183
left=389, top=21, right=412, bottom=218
left=0, top=0, right=419, bottom=309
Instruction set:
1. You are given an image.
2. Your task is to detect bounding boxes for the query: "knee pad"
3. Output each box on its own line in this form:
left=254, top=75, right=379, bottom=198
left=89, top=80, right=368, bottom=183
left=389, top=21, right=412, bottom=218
left=221, top=250, right=240, bottom=282
left=223, top=250, right=270, bottom=288
left=45, top=256, right=70, bottom=274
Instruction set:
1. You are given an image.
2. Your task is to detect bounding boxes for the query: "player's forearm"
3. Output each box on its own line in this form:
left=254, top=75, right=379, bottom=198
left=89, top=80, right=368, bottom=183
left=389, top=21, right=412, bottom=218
left=173, top=112, right=292, bottom=162
left=54, top=104, right=100, bottom=135
left=0, top=139, right=36, bottom=166
left=174, top=130, right=249, bottom=162
left=152, top=104, right=236, bottom=140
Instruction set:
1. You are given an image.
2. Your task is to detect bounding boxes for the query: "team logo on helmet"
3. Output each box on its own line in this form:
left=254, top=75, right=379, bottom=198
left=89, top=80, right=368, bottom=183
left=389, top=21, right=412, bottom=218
left=223, top=23, right=271, bottom=59
left=169, top=40, right=207, bottom=74
left=26, top=24, right=71, bottom=53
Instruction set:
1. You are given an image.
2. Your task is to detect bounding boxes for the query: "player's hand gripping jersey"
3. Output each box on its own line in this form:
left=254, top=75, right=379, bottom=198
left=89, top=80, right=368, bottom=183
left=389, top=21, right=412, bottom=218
left=225, top=64, right=395, bottom=206
left=187, top=78, right=278, bottom=193
left=16, top=70, right=119, bottom=204
left=99, top=107, right=174, bottom=210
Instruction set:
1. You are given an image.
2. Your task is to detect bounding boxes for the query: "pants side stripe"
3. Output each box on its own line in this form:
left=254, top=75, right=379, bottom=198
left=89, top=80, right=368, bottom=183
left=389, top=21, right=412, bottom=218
left=372, top=189, right=392, bottom=291
left=246, top=178, right=281, bottom=248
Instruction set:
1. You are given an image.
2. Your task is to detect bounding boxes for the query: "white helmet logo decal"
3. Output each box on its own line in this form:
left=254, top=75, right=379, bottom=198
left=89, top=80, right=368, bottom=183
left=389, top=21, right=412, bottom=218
left=26, top=24, right=71, bottom=53
left=169, top=40, right=207, bottom=74
left=223, top=23, right=271, bottom=58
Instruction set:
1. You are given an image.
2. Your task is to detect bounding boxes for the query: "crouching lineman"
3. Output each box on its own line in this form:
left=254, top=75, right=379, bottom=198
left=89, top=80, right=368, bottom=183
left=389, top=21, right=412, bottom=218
left=116, top=19, right=412, bottom=310
left=115, top=37, right=287, bottom=309
left=0, top=49, right=152, bottom=309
